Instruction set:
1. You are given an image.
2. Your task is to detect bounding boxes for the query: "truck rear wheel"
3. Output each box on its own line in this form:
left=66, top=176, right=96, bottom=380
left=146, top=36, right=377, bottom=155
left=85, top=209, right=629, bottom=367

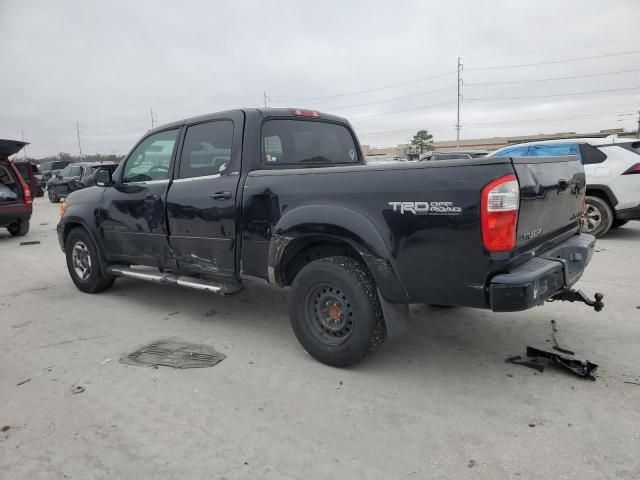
left=289, top=256, right=385, bottom=367
left=65, top=227, right=115, bottom=293
left=580, top=196, right=613, bottom=238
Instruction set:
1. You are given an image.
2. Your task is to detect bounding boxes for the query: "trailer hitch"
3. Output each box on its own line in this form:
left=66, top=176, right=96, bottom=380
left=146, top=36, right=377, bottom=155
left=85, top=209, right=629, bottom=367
left=548, top=289, right=604, bottom=312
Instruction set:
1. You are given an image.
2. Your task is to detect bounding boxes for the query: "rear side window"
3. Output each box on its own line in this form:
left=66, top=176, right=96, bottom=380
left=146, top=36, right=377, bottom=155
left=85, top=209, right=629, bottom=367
left=529, top=143, right=579, bottom=157
left=261, top=120, right=360, bottom=166
left=178, top=121, right=233, bottom=179
left=579, top=144, right=607, bottom=164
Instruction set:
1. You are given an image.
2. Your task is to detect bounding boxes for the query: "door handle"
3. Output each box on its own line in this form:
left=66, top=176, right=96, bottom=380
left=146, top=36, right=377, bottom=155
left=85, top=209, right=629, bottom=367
left=211, top=191, right=232, bottom=200
left=145, top=194, right=160, bottom=202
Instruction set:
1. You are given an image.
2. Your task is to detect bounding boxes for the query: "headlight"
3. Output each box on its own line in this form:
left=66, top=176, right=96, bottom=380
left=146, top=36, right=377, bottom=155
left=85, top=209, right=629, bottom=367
left=59, top=201, right=68, bottom=218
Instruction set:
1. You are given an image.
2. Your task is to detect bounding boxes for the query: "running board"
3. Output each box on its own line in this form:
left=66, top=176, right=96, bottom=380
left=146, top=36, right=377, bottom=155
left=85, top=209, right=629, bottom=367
left=107, top=266, right=243, bottom=295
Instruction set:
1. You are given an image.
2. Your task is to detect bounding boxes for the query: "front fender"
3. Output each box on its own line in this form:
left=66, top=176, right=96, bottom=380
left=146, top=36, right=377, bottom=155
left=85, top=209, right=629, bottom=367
left=58, top=210, right=109, bottom=276
left=268, top=205, right=408, bottom=303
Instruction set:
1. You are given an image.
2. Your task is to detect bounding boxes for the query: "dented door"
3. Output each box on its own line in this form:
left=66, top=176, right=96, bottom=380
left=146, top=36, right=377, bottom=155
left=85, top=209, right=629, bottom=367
left=165, top=113, right=243, bottom=278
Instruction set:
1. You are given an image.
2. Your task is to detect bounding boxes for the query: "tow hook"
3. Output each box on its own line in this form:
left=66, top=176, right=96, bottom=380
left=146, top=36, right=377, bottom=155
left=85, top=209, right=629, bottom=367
left=548, top=289, right=604, bottom=312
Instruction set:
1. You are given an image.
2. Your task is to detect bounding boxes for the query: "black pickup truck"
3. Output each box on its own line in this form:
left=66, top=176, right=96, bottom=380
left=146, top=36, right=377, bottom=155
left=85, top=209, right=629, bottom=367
left=57, top=108, right=601, bottom=366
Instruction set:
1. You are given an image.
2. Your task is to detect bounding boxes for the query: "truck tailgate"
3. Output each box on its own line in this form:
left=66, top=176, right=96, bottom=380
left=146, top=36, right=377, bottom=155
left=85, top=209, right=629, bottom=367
left=512, top=156, right=584, bottom=247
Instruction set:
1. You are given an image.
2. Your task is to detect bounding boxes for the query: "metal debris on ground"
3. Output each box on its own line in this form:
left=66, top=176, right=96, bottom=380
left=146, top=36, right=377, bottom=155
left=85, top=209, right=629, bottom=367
left=16, top=378, right=31, bottom=386
left=71, top=385, right=85, bottom=394
left=19, top=241, right=40, bottom=246
left=550, top=319, right=575, bottom=355
left=119, top=340, right=226, bottom=369
left=506, top=346, right=598, bottom=381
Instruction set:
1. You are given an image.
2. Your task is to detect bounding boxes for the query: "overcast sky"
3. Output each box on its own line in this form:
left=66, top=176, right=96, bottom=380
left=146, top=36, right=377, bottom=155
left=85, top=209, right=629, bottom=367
left=1, top=0, right=639, bottom=157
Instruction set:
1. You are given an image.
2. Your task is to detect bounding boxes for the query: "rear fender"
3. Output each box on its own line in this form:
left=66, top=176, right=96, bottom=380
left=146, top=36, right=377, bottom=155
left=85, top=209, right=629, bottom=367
left=268, top=205, right=408, bottom=303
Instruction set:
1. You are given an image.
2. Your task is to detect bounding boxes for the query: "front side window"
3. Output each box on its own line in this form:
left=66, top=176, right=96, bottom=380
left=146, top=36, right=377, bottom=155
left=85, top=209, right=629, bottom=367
left=122, top=129, right=179, bottom=183
left=261, top=120, right=359, bottom=166
left=178, top=121, right=233, bottom=179
left=69, top=166, right=83, bottom=177
left=59, top=165, right=72, bottom=177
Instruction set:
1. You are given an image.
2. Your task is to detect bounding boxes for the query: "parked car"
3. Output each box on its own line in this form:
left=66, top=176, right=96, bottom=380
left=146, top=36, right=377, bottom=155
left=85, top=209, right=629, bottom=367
left=58, top=108, right=599, bottom=367
left=0, top=140, right=32, bottom=236
left=420, top=152, right=473, bottom=161
left=38, top=160, right=72, bottom=191
left=13, top=160, right=43, bottom=197
left=489, top=137, right=640, bottom=237
left=47, top=162, right=118, bottom=203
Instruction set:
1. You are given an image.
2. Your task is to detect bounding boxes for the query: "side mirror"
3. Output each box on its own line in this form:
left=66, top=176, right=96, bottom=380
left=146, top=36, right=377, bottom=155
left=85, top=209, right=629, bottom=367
left=95, top=168, right=113, bottom=187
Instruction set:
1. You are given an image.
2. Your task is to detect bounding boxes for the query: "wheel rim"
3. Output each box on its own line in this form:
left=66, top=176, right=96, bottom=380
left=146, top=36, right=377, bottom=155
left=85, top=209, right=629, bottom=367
left=581, top=204, right=602, bottom=233
left=305, top=283, right=354, bottom=345
left=48, top=189, right=55, bottom=201
left=71, top=241, right=92, bottom=280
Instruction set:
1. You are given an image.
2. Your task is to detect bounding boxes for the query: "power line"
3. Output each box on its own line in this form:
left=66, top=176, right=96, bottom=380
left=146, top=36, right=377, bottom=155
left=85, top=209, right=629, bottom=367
left=272, top=70, right=456, bottom=104
left=465, top=111, right=634, bottom=127
left=466, top=49, right=640, bottom=72
left=467, top=85, right=640, bottom=101
left=330, top=86, right=456, bottom=111
left=352, top=100, right=458, bottom=119
left=467, top=67, right=640, bottom=86
left=357, top=111, right=634, bottom=136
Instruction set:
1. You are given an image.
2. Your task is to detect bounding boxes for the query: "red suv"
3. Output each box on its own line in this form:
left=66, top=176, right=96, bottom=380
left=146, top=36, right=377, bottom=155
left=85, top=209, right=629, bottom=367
left=0, top=140, right=33, bottom=236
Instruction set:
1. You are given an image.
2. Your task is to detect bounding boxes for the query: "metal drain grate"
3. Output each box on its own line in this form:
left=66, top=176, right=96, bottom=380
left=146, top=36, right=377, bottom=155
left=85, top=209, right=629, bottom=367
left=119, top=340, right=226, bottom=369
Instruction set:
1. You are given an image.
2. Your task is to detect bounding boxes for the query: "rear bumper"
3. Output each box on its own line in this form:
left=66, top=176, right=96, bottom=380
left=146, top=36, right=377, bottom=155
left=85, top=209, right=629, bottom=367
left=616, top=204, right=640, bottom=221
left=489, top=233, right=596, bottom=312
left=0, top=208, right=32, bottom=227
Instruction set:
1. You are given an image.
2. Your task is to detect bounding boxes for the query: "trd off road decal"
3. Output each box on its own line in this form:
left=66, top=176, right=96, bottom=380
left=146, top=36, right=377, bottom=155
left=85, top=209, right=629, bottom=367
left=388, top=201, right=462, bottom=215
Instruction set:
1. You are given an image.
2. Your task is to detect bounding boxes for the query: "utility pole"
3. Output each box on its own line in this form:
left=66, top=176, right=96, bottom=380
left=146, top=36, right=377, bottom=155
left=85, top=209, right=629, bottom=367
left=263, top=91, right=270, bottom=108
left=151, top=108, right=156, bottom=129
left=637, top=109, right=640, bottom=139
left=21, top=131, right=28, bottom=159
left=456, top=56, right=463, bottom=149
left=76, top=121, right=83, bottom=161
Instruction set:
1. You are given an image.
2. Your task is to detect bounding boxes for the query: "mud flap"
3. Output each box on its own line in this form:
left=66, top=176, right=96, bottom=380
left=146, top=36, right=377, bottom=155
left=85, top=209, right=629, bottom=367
left=377, top=288, right=409, bottom=337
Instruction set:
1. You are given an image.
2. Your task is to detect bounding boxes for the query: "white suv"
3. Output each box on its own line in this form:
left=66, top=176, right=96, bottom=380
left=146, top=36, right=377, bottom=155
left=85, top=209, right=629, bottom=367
left=489, top=136, right=640, bottom=237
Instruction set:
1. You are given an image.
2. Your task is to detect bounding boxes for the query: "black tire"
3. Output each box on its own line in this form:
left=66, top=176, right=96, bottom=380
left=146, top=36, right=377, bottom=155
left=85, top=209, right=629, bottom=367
left=611, top=219, right=629, bottom=229
left=65, top=227, right=115, bottom=293
left=48, top=187, right=59, bottom=203
left=580, top=196, right=613, bottom=238
left=289, top=256, right=386, bottom=367
left=7, top=219, right=29, bottom=237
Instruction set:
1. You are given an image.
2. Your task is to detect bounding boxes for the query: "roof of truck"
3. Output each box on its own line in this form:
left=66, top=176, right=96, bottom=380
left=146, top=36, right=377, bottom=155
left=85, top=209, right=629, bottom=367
left=147, top=108, right=350, bottom=135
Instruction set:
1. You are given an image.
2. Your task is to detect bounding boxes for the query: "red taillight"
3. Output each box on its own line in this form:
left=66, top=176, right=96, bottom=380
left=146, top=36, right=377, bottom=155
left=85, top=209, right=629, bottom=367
left=292, top=108, right=320, bottom=118
left=481, top=174, right=519, bottom=252
left=622, top=163, right=640, bottom=175
left=11, top=163, right=32, bottom=205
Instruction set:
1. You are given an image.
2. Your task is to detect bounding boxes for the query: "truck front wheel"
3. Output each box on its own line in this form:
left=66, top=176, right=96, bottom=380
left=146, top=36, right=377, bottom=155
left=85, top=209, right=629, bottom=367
left=65, top=227, right=115, bottom=293
left=289, top=256, right=386, bottom=367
